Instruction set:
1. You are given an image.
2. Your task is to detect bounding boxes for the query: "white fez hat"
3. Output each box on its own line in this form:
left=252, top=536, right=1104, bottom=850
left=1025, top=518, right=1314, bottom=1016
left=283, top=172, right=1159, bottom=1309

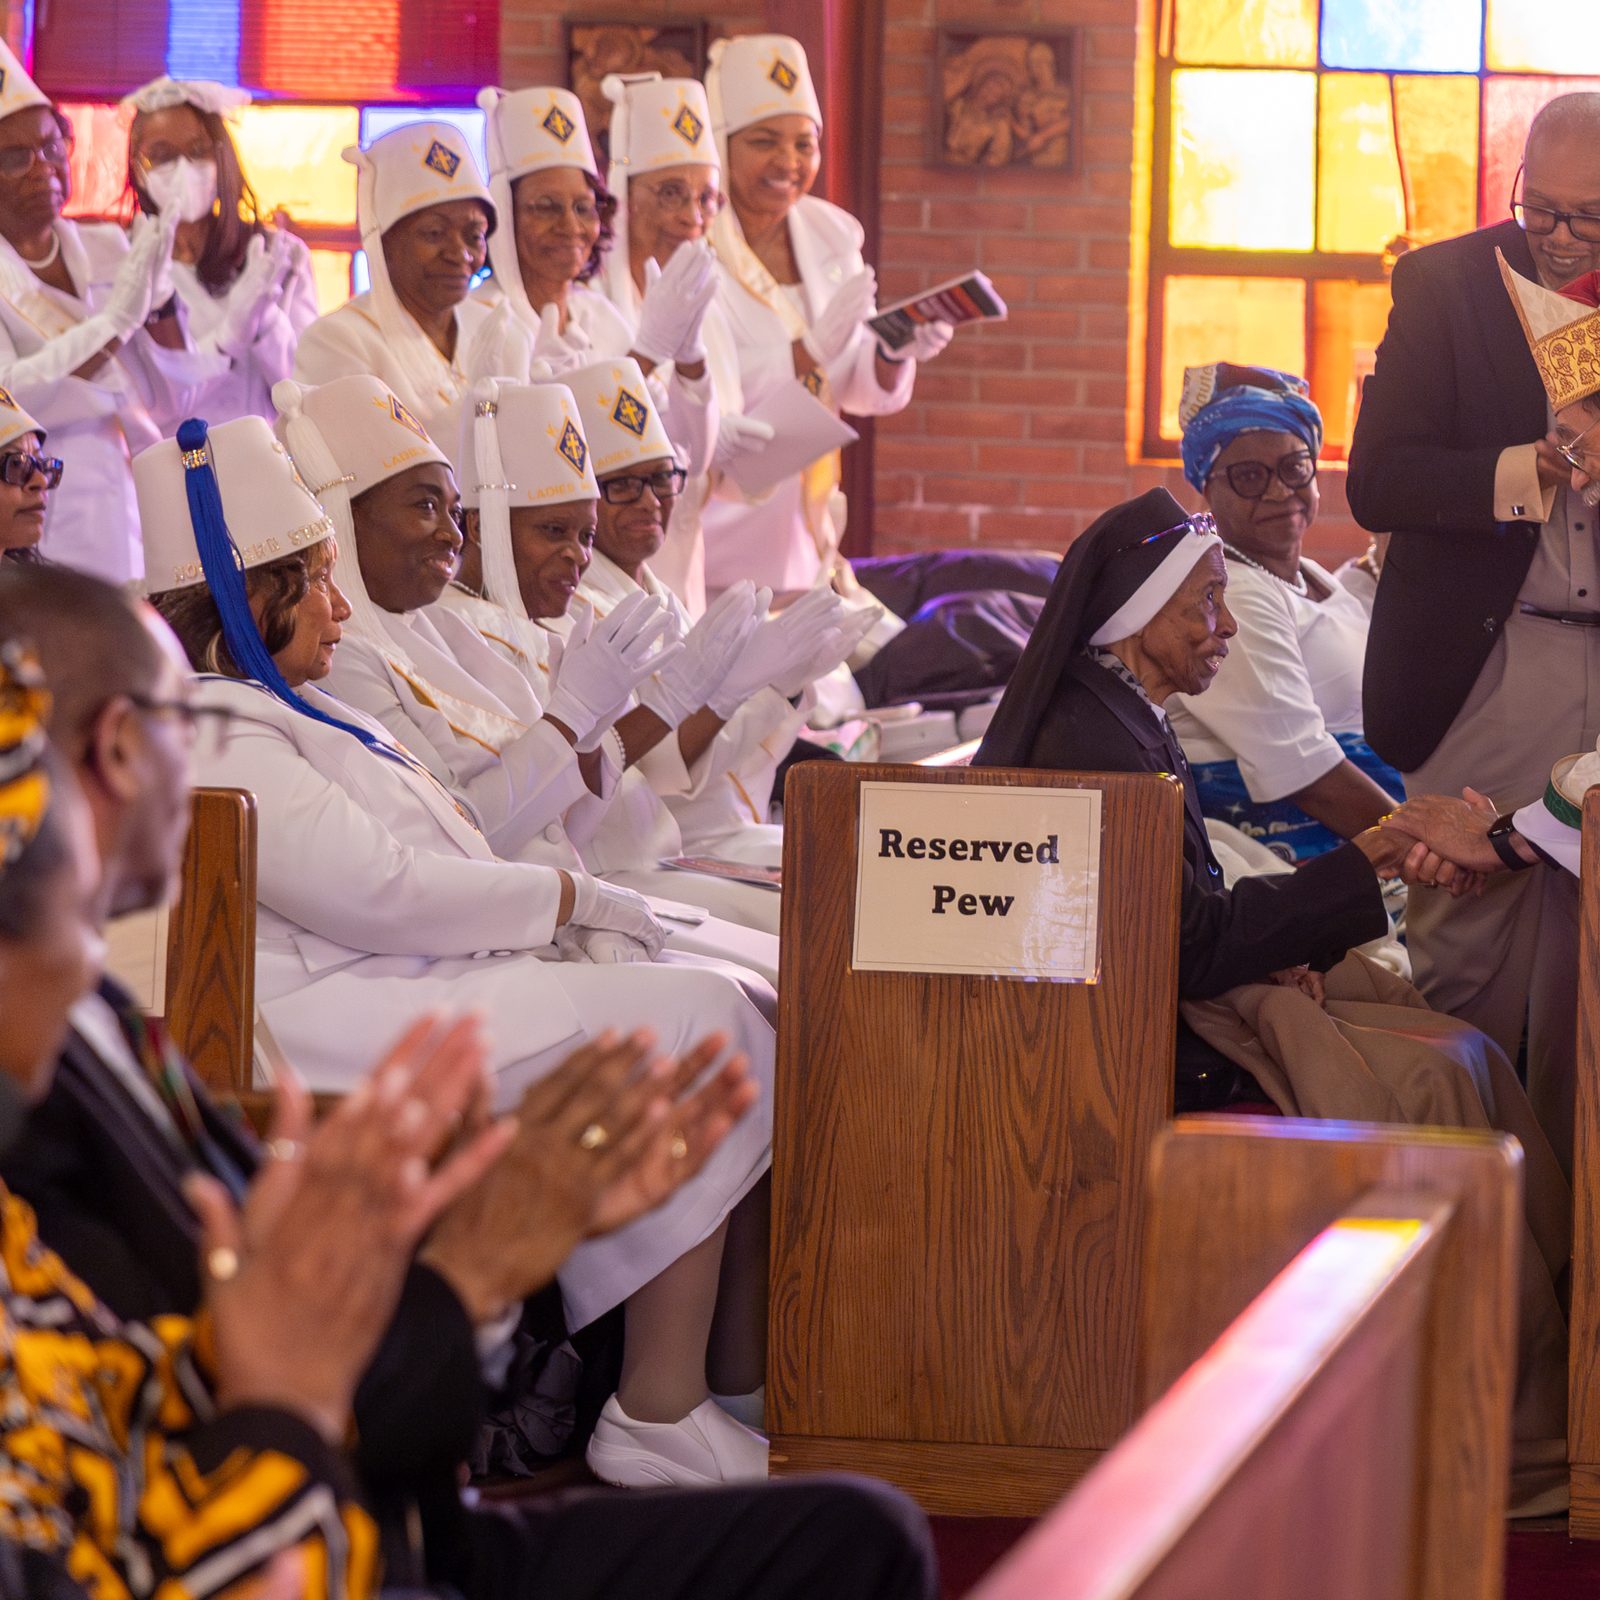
left=133, top=416, right=334, bottom=595
left=478, top=86, right=598, bottom=338
left=0, top=41, right=51, bottom=123
left=444, top=378, right=597, bottom=643
left=0, top=384, right=45, bottom=453
left=705, top=34, right=822, bottom=153
left=122, top=76, right=251, bottom=118
left=348, top=120, right=496, bottom=244
left=564, top=357, right=674, bottom=478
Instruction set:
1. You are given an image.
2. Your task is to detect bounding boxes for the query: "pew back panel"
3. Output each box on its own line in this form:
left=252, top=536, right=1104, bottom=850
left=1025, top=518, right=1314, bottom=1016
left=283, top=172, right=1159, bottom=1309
left=769, top=763, right=1182, bottom=1514
left=1571, top=789, right=1600, bottom=1534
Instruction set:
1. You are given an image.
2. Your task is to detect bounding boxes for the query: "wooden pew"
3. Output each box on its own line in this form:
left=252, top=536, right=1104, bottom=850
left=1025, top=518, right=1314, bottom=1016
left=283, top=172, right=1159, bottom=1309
left=970, top=1119, right=1520, bottom=1600
left=1570, top=788, right=1600, bottom=1534
left=768, top=761, right=1184, bottom=1514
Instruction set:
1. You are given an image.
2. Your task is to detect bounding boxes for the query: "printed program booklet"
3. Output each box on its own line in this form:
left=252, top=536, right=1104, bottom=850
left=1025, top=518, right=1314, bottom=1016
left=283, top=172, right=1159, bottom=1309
left=867, top=271, right=1009, bottom=352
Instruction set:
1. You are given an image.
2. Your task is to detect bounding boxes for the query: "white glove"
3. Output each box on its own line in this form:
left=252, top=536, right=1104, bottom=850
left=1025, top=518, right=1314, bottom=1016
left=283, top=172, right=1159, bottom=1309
left=102, top=211, right=177, bottom=338
left=464, top=299, right=534, bottom=383
left=638, top=581, right=761, bottom=727
left=543, top=592, right=681, bottom=744
left=771, top=603, right=882, bottom=697
left=803, top=267, right=876, bottom=368
left=707, top=586, right=847, bottom=718
left=879, top=318, right=954, bottom=365
left=712, top=412, right=777, bottom=472
left=532, top=301, right=591, bottom=373
left=632, top=240, right=718, bottom=368
left=568, top=874, right=666, bottom=959
left=211, top=233, right=278, bottom=356
left=555, top=925, right=653, bottom=963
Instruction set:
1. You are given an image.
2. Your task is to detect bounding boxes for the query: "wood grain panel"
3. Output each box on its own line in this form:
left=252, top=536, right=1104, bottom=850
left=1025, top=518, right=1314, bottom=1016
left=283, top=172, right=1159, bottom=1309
left=1572, top=790, right=1600, bottom=1536
left=1139, top=1120, right=1518, bottom=1600
left=164, top=788, right=257, bottom=1096
left=769, top=764, right=1182, bottom=1508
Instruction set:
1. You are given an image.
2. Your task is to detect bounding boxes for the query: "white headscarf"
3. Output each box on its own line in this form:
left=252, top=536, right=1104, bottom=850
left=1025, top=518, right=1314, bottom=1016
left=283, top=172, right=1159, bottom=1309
left=121, top=76, right=251, bottom=118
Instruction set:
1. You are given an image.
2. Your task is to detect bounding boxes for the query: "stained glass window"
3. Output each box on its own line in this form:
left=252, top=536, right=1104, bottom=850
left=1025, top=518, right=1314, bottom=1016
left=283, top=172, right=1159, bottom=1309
left=1146, top=1, right=1600, bottom=459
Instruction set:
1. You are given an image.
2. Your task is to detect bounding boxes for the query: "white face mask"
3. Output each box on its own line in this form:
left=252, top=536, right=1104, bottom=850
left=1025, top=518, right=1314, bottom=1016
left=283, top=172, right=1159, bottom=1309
left=144, top=157, right=218, bottom=224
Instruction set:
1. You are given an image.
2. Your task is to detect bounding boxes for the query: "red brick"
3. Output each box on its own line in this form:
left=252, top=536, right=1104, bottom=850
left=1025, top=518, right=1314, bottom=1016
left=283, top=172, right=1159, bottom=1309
left=924, top=199, right=1032, bottom=232
left=977, top=509, right=1076, bottom=544
left=918, top=405, right=1030, bottom=438
left=1028, top=337, right=1129, bottom=372
left=973, top=442, right=1073, bottom=475
left=1084, top=445, right=1135, bottom=476
left=1088, top=26, right=1140, bottom=60
left=1088, top=239, right=1131, bottom=270
left=877, top=439, right=978, bottom=473
left=905, top=371, right=979, bottom=403
left=874, top=507, right=975, bottom=542
left=1020, top=477, right=1124, bottom=511
left=924, top=473, right=1024, bottom=506
left=1028, top=202, right=1131, bottom=235
left=976, top=374, right=1080, bottom=405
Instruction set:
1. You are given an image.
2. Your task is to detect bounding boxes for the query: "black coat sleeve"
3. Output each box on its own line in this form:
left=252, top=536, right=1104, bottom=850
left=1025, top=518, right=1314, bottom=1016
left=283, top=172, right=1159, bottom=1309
left=1178, top=841, right=1389, bottom=1000
left=1346, top=244, right=1515, bottom=536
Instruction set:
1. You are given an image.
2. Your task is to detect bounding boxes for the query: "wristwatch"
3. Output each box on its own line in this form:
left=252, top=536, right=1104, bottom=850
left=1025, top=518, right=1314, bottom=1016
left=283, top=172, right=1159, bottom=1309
left=1487, top=809, right=1537, bottom=871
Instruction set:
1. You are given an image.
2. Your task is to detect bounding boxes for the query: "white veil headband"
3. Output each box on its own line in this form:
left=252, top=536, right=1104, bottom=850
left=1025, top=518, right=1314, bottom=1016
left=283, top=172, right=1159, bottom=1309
left=1087, top=515, right=1222, bottom=648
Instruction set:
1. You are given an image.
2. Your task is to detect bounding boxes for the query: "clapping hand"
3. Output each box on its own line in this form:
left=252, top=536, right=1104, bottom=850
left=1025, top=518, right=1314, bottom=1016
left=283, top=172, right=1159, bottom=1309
left=544, top=592, right=682, bottom=745
left=638, top=580, right=761, bottom=727
left=705, top=585, right=847, bottom=717
left=188, top=1016, right=517, bottom=1443
left=633, top=241, right=719, bottom=369
left=418, top=1030, right=757, bottom=1320
left=803, top=268, right=876, bottom=368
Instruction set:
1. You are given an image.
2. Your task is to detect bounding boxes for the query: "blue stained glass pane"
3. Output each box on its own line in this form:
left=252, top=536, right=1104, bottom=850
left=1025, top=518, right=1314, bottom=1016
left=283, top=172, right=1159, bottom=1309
left=1320, top=0, right=1483, bottom=72
left=167, top=0, right=240, bottom=86
left=360, top=107, right=487, bottom=180
left=353, top=249, right=370, bottom=295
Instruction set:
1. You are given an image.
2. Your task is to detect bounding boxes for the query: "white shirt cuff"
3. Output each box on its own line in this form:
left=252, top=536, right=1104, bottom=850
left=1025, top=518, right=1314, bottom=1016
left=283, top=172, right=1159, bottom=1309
left=1494, top=443, right=1557, bottom=524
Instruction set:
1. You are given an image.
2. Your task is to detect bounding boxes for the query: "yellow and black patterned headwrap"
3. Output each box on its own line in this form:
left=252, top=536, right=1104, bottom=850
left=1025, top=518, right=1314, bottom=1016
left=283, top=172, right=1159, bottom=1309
left=0, top=642, right=50, bottom=877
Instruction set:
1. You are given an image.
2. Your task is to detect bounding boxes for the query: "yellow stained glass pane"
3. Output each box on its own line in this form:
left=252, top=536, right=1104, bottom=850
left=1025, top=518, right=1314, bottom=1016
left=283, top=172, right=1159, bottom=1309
left=234, top=106, right=360, bottom=228
left=1317, top=75, right=1404, bottom=255
left=1311, top=281, right=1393, bottom=455
left=310, top=249, right=354, bottom=313
left=1488, top=3, right=1600, bottom=74
left=1170, top=70, right=1316, bottom=250
left=1159, top=276, right=1307, bottom=438
left=1392, top=76, right=1478, bottom=248
left=1172, top=0, right=1317, bottom=66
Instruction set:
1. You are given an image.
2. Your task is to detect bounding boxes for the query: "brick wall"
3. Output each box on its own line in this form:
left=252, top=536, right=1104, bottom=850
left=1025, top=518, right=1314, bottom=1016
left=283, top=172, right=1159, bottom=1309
left=870, top=0, right=1366, bottom=570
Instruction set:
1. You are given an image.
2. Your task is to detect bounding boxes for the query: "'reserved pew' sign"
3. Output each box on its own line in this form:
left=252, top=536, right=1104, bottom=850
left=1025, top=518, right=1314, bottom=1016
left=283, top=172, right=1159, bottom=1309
left=851, top=780, right=1102, bottom=981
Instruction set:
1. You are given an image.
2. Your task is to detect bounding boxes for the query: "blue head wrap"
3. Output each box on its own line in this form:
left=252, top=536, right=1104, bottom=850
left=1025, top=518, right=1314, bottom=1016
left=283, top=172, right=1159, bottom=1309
left=176, top=417, right=407, bottom=763
left=1177, top=363, right=1323, bottom=493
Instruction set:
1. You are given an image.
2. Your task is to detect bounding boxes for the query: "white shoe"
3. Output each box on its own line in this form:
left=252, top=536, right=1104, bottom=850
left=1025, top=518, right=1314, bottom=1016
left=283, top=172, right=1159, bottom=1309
left=586, top=1395, right=770, bottom=1487
left=711, top=1384, right=766, bottom=1431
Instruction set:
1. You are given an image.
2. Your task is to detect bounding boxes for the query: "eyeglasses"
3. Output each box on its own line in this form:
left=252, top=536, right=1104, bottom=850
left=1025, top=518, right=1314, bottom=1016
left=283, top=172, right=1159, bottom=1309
left=519, top=195, right=601, bottom=226
left=134, top=141, right=216, bottom=173
left=0, top=453, right=62, bottom=489
left=1136, top=511, right=1218, bottom=546
left=128, top=695, right=240, bottom=759
left=638, top=179, right=722, bottom=218
left=1213, top=451, right=1317, bottom=500
left=0, top=134, right=73, bottom=180
left=1555, top=416, right=1600, bottom=473
left=599, top=467, right=687, bottom=505
left=1510, top=164, right=1600, bottom=244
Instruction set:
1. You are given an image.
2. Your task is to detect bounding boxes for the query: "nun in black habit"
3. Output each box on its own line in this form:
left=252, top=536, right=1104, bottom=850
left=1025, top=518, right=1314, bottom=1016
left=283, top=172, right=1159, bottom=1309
left=974, top=489, right=1415, bottom=1108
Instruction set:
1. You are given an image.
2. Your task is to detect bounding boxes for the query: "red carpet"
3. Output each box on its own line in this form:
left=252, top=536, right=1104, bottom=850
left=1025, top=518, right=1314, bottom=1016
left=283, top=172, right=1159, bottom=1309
left=930, top=1519, right=1600, bottom=1597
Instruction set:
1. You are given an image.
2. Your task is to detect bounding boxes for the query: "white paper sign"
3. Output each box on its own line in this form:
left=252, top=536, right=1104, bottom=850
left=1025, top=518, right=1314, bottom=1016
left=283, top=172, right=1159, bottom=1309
left=722, top=379, right=860, bottom=498
left=852, top=781, right=1102, bottom=981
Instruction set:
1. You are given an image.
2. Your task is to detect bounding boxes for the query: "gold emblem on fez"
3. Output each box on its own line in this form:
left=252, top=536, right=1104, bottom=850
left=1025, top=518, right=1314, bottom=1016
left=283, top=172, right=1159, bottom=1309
left=388, top=395, right=429, bottom=441
left=612, top=387, right=649, bottom=437
left=672, top=103, right=704, bottom=147
left=770, top=59, right=798, bottom=93
left=0, top=386, right=17, bottom=410
left=555, top=419, right=587, bottom=474
left=424, top=139, right=461, bottom=179
left=543, top=104, right=576, bottom=143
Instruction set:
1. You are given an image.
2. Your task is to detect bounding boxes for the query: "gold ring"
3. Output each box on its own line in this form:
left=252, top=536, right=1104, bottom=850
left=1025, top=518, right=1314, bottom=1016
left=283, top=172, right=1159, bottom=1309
left=669, top=1132, right=689, bottom=1161
left=207, top=1246, right=240, bottom=1282
left=579, top=1122, right=609, bottom=1151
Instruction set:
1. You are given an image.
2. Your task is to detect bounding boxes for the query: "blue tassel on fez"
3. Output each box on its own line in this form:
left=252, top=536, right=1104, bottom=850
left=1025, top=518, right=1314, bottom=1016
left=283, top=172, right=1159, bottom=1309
left=176, top=417, right=408, bottom=764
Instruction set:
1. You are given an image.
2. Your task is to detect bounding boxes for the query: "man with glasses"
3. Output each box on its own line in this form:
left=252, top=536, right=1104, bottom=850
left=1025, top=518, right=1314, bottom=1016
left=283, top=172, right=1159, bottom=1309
left=0, top=42, right=219, bottom=584
left=1348, top=91, right=1600, bottom=1171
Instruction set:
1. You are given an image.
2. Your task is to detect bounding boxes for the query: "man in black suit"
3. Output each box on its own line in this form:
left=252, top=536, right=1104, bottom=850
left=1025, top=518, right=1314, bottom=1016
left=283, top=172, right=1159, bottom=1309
left=1347, top=92, right=1600, bottom=1170
left=0, top=563, right=936, bottom=1600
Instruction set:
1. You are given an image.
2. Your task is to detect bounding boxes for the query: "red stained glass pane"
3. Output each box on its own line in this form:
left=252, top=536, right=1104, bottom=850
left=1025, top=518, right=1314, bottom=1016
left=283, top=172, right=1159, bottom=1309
left=1480, top=76, right=1598, bottom=227
left=58, top=102, right=133, bottom=221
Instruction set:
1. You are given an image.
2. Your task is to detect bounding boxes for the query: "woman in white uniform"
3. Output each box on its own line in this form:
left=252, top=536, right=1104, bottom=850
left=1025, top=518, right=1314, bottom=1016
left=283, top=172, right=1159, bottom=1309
left=1165, top=364, right=1403, bottom=864
left=136, top=413, right=774, bottom=1486
left=0, top=44, right=223, bottom=581
left=293, top=121, right=531, bottom=428
left=434, top=374, right=804, bottom=951
left=571, top=355, right=870, bottom=867
left=123, top=76, right=319, bottom=426
left=0, top=388, right=60, bottom=565
left=474, top=82, right=718, bottom=533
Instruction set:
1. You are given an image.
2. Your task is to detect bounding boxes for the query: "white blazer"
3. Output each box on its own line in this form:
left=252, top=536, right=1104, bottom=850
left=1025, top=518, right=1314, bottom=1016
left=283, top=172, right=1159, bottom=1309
left=175, top=228, right=320, bottom=424
left=0, top=219, right=227, bottom=581
left=703, top=195, right=916, bottom=595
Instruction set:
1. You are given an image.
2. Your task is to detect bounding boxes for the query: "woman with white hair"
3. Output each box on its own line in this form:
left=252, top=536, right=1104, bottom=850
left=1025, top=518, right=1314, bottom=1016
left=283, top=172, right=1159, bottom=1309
left=293, top=121, right=531, bottom=425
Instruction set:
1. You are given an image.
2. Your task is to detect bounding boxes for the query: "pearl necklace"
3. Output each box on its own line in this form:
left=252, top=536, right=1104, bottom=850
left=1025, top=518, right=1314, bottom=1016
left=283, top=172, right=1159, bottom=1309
left=1220, top=539, right=1308, bottom=597
left=18, top=232, right=59, bottom=270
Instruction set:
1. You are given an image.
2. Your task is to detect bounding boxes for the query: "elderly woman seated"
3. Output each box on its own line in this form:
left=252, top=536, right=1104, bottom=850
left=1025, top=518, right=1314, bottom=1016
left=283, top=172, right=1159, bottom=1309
left=972, top=485, right=1567, bottom=1513
left=1164, top=364, right=1402, bottom=863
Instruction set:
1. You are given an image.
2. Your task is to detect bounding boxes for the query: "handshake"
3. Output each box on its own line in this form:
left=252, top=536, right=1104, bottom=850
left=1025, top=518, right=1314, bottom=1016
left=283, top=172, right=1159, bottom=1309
left=1358, top=786, right=1535, bottom=895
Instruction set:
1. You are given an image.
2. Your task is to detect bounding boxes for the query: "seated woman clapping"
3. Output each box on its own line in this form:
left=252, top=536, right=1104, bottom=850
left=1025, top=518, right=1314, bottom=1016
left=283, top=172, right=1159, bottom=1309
left=136, top=414, right=776, bottom=1486
left=972, top=486, right=1568, bottom=1512
left=1164, top=364, right=1403, bottom=863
